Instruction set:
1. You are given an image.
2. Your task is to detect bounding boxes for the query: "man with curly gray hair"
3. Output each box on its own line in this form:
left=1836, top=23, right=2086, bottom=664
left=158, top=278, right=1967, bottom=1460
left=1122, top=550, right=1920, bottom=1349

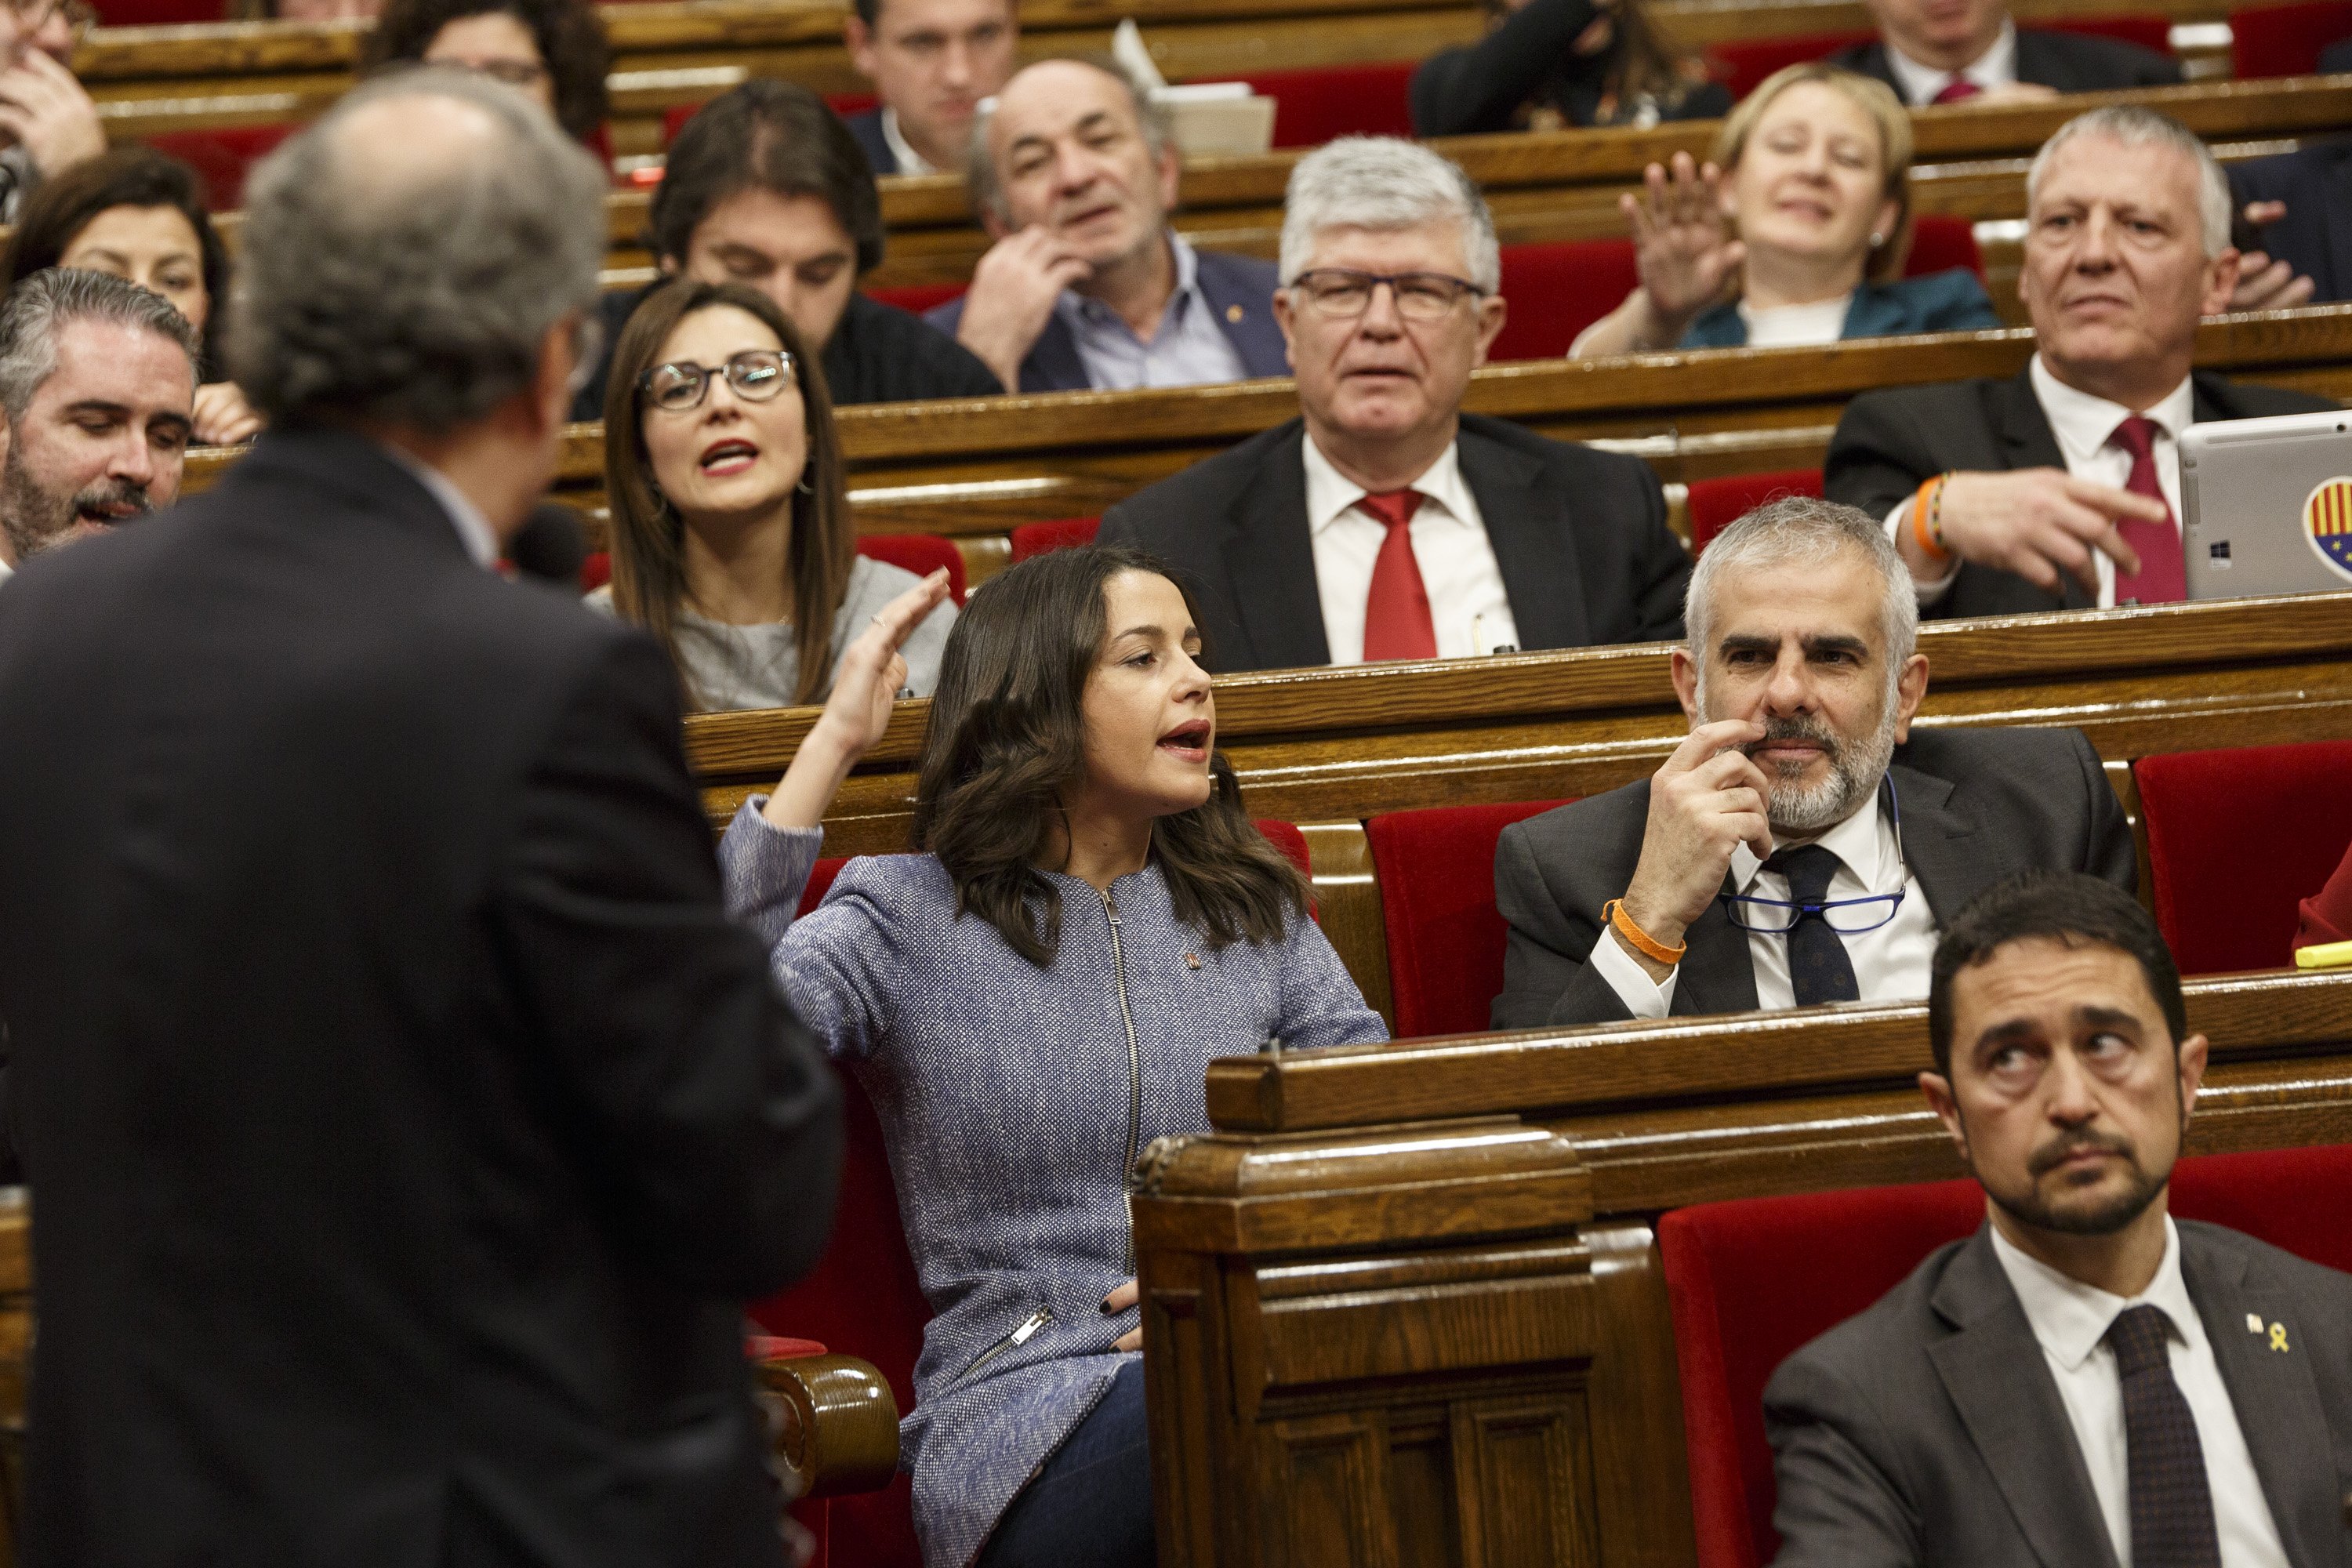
left=0, top=67, right=843, bottom=1568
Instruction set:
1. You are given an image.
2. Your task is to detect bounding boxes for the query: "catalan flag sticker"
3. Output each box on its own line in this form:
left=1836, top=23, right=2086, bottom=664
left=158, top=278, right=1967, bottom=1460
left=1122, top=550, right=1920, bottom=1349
left=2305, top=477, right=2352, bottom=583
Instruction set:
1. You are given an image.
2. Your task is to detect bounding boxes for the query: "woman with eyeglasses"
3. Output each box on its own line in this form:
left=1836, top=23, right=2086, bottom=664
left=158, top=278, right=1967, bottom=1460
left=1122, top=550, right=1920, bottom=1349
left=594, top=278, right=957, bottom=710
left=2, top=146, right=265, bottom=445
left=1570, top=64, right=1997, bottom=359
left=362, top=0, right=609, bottom=145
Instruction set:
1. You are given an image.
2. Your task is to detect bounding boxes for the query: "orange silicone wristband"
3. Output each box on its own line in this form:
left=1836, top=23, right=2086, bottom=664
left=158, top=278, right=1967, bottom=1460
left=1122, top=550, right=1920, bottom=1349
left=1605, top=898, right=1687, bottom=966
left=1911, top=474, right=1952, bottom=562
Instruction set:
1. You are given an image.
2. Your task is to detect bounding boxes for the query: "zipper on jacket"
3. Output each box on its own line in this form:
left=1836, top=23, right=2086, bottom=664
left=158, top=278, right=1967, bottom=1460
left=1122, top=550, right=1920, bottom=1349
left=958, top=1306, right=1053, bottom=1385
left=1101, top=887, right=1145, bottom=1274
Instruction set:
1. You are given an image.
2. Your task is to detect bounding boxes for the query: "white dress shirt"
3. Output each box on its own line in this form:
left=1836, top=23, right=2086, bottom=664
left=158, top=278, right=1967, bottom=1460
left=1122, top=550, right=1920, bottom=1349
left=1885, top=19, right=2020, bottom=104
left=1588, top=779, right=1936, bottom=1018
left=1054, top=234, right=1249, bottom=392
left=1897, top=355, right=2195, bottom=609
left=1989, top=1218, right=2290, bottom=1568
left=880, top=108, right=938, bottom=177
left=1737, top=292, right=1854, bottom=348
left=381, top=443, right=499, bottom=569
left=1301, top=432, right=1520, bottom=662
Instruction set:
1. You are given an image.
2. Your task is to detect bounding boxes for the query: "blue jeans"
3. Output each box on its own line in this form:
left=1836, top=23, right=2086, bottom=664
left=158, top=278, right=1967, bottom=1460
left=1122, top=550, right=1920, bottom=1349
left=977, top=1359, right=1157, bottom=1568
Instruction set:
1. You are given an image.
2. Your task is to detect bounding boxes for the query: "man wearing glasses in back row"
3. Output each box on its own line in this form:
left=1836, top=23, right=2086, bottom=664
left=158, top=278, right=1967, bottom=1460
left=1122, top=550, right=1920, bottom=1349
left=0, top=0, right=103, bottom=223
left=1099, top=136, right=1692, bottom=673
left=1490, top=495, right=2140, bottom=1029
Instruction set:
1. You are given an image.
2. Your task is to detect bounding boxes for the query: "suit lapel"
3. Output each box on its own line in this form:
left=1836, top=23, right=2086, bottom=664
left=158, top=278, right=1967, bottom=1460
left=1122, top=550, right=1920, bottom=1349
left=1458, top=423, right=1591, bottom=651
left=1886, top=761, right=1991, bottom=928
left=1991, top=371, right=2094, bottom=610
left=1929, top=1231, right=2123, bottom=1568
left=1220, top=424, right=1332, bottom=670
left=2181, top=1229, right=2342, bottom=1568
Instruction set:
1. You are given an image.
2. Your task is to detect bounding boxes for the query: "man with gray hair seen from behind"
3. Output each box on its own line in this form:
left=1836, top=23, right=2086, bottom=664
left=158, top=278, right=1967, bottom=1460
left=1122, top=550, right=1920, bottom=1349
left=924, top=56, right=1290, bottom=393
left=0, top=69, right=842, bottom=1568
left=0, top=266, right=195, bottom=585
left=1490, top=495, right=2136, bottom=1029
left=1099, top=135, right=1689, bottom=673
left=1825, top=105, right=2335, bottom=618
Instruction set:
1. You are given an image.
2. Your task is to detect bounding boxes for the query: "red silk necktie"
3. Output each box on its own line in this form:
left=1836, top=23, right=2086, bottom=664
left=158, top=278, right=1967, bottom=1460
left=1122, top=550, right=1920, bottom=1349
left=1930, top=78, right=1984, bottom=104
left=1358, top=488, right=1436, bottom=662
left=2108, top=414, right=2187, bottom=605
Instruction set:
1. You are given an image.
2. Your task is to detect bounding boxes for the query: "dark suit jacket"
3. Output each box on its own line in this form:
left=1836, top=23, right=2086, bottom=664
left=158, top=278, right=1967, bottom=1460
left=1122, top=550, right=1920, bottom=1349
left=844, top=106, right=897, bottom=175
left=925, top=246, right=1290, bottom=392
left=1408, top=0, right=1730, bottom=136
left=2321, top=36, right=2352, bottom=72
left=1682, top=270, right=2000, bottom=349
left=1491, top=727, right=2136, bottom=1029
left=1828, top=27, right=2183, bottom=104
left=1823, top=366, right=2337, bottom=617
left=1095, top=412, right=1691, bottom=673
left=0, top=430, right=843, bottom=1568
left=2230, top=137, right=2352, bottom=306
left=1766, top=1221, right=2352, bottom=1568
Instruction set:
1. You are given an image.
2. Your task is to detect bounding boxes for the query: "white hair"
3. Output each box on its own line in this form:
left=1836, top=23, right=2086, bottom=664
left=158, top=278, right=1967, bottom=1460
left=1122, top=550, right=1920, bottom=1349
left=2026, top=106, right=2232, bottom=258
left=1277, top=136, right=1500, bottom=292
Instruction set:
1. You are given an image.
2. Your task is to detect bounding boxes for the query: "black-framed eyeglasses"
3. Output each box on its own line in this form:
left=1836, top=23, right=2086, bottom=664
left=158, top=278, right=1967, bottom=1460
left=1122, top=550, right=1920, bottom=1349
left=639, top=348, right=796, bottom=413
left=434, top=56, right=550, bottom=88
left=1719, top=775, right=1908, bottom=935
left=1289, top=268, right=1489, bottom=321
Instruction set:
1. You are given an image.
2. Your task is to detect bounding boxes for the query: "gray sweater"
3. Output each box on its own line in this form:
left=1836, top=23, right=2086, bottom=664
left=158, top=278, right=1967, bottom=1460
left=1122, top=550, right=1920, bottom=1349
left=718, top=805, right=1387, bottom=1566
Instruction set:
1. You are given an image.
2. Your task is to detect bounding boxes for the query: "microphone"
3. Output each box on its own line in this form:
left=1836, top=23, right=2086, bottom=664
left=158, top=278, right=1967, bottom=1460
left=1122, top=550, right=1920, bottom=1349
left=509, top=503, right=588, bottom=589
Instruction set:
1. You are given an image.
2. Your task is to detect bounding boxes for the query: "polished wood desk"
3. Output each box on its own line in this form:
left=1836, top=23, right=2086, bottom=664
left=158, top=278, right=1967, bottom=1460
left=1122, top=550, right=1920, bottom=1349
left=1130, top=967, right=2352, bottom=1566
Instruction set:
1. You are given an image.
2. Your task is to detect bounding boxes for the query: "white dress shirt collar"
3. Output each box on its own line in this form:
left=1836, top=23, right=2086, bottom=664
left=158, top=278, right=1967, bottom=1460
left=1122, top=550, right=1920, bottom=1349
left=379, top=443, right=499, bottom=569
left=0, top=554, right=13, bottom=586
left=1886, top=17, right=2019, bottom=103
left=1302, top=429, right=1479, bottom=539
left=1991, top=1214, right=2200, bottom=1369
left=879, top=107, right=937, bottom=177
left=2030, top=354, right=2197, bottom=468
left=1727, top=779, right=1896, bottom=896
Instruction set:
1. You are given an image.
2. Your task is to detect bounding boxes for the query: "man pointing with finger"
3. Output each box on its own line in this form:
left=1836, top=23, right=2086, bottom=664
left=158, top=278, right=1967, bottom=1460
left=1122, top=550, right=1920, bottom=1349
left=1824, top=105, right=2334, bottom=617
left=1491, top=497, right=2136, bottom=1029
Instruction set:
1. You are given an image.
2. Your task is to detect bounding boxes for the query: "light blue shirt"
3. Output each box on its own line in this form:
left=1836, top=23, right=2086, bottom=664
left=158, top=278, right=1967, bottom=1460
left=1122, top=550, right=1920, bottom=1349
left=1054, top=233, right=1249, bottom=391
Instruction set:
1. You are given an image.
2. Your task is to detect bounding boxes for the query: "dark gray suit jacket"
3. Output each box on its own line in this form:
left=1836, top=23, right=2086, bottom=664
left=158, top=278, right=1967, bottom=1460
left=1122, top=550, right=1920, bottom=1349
left=1766, top=1221, right=2352, bottom=1568
left=1490, top=727, right=2136, bottom=1029
left=1823, top=367, right=2336, bottom=619
left=1097, top=412, right=1690, bottom=673
left=1828, top=27, right=2182, bottom=104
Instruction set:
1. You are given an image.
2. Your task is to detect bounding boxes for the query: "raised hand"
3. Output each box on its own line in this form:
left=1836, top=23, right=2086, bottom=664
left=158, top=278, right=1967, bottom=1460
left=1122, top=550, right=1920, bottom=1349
left=1624, top=152, right=1744, bottom=336
left=1617, top=718, right=1772, bottom=976
left=955, top=227, right=1094, bottom=393
left=1907, top=468, right=2165, bottom=597
left=2228, top=201, right=2317, bottom=313
left=760, top=568, right=953, bottom=830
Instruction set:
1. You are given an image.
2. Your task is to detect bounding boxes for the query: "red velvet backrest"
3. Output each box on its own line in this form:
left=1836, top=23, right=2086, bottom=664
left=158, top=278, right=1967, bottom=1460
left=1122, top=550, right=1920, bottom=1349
left=856, top=532, right=968, bottom=605
left=1490, top=241, right=1642, bottom=363
left=1225, top=60, right=1420, bottom=147
left=143, top=124, right=299, bottom=211
left=1660, top=1142, right=2352, bottom=1568
left=663, top=94, right=880, bottom=150
left=1009, top=517, right=1102, bottom=562
left=93, top=0, right=218, bottom=22
left=1904, top=215, right=1984, bottom=284
left=1364, top=799, right=1571, bottom=1038
left=2232, top=0, right=2352, bottom=74
left=1254, top=818, right=1315, bottom=879
left=864, top=281, right=969, bottom=317
left=2134, top=740, right=2352, bottom=975
left=1687, top=470, right=1823, bottom=555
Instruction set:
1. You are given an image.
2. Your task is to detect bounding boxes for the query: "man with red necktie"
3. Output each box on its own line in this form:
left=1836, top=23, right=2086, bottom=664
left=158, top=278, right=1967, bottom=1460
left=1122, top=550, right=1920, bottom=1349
left=1098, top=136, right=1690, bottom=673
left=1824, top=106, right=2337, bottom=619
left=1825, top=0, right=2179, bottom=107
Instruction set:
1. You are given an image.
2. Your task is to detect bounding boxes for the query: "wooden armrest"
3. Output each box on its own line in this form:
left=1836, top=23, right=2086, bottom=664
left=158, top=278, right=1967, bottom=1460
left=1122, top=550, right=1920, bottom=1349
left=756, top=1352, right=899, bottom=1500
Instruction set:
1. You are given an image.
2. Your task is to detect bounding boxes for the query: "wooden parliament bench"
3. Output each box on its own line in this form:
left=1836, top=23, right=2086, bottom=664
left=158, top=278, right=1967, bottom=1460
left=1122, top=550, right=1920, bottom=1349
left=1125, top=964, right=2352, bottom=1566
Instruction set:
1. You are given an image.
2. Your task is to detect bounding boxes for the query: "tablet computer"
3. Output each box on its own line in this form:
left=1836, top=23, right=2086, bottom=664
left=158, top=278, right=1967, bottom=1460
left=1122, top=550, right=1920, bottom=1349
left=2180, top=409, right=2352, bottom=600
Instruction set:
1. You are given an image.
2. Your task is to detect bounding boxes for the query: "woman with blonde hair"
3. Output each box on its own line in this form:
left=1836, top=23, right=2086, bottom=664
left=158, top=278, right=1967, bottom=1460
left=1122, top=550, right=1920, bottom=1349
left=1572, top=63, right=1998, bottom=357
left=594, top=276, right=956, bottom=710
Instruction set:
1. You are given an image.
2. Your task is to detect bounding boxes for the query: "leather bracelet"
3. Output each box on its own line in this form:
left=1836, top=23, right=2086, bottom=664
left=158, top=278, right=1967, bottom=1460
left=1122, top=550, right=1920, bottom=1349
left=1604, top=898, right=1687, bottom=966
left=1911, top=474, right=1952, bottom=562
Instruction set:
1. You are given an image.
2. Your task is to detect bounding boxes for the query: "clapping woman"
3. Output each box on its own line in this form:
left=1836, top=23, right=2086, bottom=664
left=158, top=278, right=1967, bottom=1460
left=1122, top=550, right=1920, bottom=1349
left=720, top=545, right=1388, bottom=1567
left=1572, top=64, right=1998, bottom=357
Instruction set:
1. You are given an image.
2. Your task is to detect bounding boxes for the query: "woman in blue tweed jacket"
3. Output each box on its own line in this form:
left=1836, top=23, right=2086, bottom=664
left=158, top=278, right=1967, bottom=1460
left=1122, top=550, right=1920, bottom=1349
left=718, top=546, right=1388, bottom=1568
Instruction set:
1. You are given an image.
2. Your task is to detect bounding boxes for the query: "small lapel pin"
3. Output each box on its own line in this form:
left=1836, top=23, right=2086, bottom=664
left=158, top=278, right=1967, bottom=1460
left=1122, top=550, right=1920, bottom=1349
left=2270, top=1322, right=2291, bottom=1353
left=2247, top=1313, right=2267, bottom=1333
left=1225, top=303, right=1244, bottom=324
left=1182, top=952, right=1201, bottom=971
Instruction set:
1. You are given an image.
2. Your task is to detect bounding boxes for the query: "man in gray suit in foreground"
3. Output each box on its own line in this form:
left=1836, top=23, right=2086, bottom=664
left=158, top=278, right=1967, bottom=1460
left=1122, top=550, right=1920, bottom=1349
left=1491, top=496, right=2136, bottom=1029
left=1766, top=872, right=2352, bottom=1567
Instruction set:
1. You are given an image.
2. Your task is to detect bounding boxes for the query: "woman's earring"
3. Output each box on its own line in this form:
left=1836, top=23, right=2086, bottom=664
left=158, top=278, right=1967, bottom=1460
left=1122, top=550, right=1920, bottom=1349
left=1868, top=231, right=1886, bottom=249
left=797, top=474, right=815, bottom=496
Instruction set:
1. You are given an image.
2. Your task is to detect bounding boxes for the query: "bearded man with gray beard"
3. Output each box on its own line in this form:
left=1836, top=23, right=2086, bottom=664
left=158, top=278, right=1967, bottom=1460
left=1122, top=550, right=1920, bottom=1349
left=1489, top=495, right=2136, bottom=1029
left=0, top=268, right=196, bottom=587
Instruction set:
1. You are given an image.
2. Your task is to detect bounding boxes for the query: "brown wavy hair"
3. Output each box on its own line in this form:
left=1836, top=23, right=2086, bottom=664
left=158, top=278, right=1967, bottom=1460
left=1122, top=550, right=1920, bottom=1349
left=363, top=0, right=612, bottom=143
left=911, top=546, right=1308, bottom=967
left=601, top=278, right=854, bottom=709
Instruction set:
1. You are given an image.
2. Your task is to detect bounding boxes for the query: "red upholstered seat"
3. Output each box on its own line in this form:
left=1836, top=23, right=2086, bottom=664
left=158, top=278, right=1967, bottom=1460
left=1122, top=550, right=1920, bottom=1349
left=144, top=124, right=299, bottom=211
left=1221, top=60, right=1419, bottom=147
left=579, top=535, right=966, bottom=604
left=1009, top=517, right=1102, bottom=562
left=1904, top=214, right=1984, bottom=284
left=1687, top=469, right=1822, bottom=554
left=2134, top=739, right=2352, bottom=975
left=663, top=94, right=879, bottom=150
left=864, top=281, right=969, bottom=317
left=2233, top=0, right=2352, bottom=74
left=1661, top=1142, right=2352, bottom=1568
left=1489, top=241, right=1643, bottom=363
left=1364, top=799, right=1570, bottom=1038
left=1706, top=16, right=2172, bottom=98
left=92, top=0, right=220, bottom=22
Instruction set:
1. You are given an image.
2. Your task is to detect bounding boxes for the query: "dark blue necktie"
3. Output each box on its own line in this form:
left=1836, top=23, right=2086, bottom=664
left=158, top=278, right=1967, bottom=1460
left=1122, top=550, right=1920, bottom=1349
left=1763, top=844, right=1860, bottom=1005
left=2106, top=1305, right=2221, bottom=1568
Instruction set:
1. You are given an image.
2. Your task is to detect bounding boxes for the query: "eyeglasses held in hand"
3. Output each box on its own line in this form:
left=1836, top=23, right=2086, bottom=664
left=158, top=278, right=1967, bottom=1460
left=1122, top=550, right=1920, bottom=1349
left=641, top=349, right=796, bottom=413
left=1289, top=268, right=1488, bottom=321
left=1719, top=775, right=1909, bottom=935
